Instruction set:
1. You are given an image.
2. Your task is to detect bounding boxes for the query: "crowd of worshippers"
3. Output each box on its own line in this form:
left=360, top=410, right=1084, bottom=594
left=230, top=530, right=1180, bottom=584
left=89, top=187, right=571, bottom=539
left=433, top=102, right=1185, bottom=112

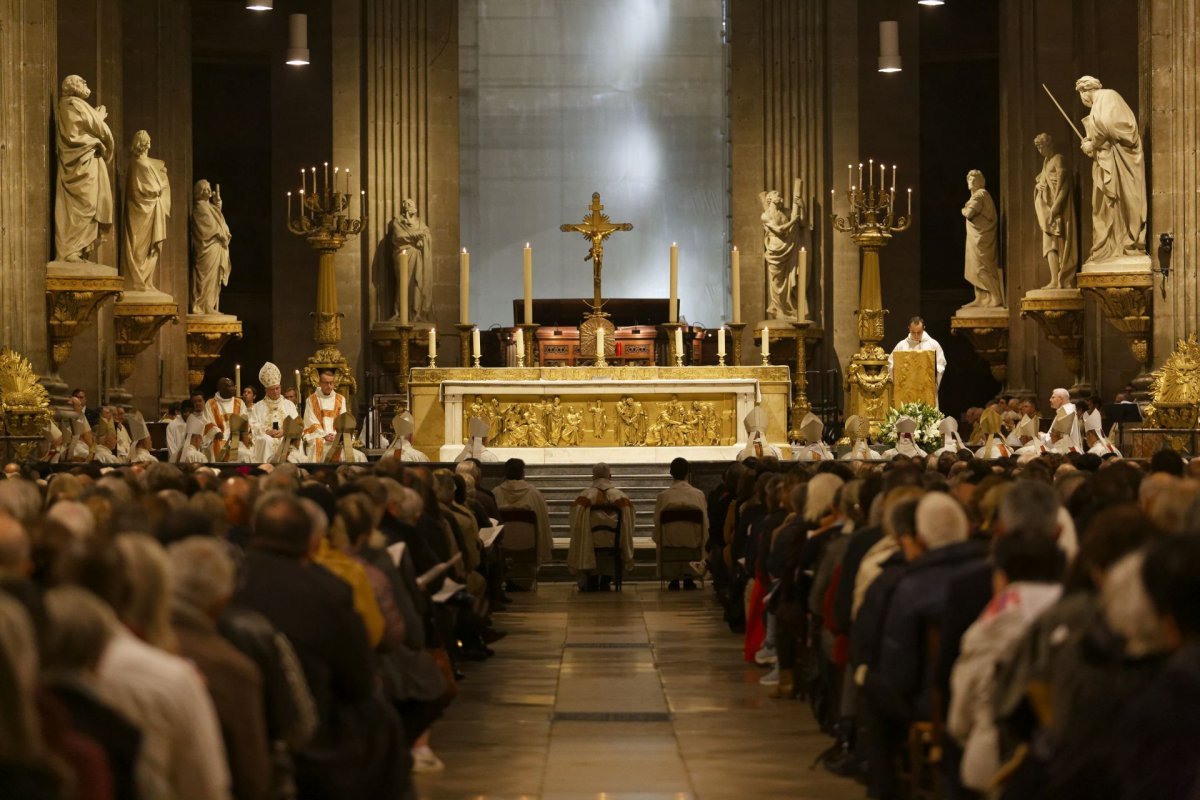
left=705, top=447, right=1200, bottom=800
left=0, top=456, right=517, bottom=800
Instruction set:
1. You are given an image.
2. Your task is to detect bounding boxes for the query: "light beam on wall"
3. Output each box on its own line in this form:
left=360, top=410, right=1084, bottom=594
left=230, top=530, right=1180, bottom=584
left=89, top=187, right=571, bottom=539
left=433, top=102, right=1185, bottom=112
left=878, top=21, right=902, bottom=73
left=286, top=14, right=310, bottom=65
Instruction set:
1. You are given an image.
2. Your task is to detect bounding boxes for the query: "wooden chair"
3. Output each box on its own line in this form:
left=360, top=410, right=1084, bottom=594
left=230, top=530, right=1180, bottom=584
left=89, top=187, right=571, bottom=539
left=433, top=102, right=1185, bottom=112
left=903, top=625, right=945, bottom=800
left=498, top=506, right=540, bottom=589
left=656, top=506, right=706, bottom=589
left=589, top=502, right=625, bottom=591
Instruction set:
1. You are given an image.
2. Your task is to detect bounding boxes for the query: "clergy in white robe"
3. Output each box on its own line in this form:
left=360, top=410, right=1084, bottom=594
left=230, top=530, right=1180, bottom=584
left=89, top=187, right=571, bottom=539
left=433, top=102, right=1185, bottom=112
left=382, top=411, right=428, bottom=462
left=493, top=459, right=553, bottom=567
left=203, top=378, right=253, bottom=462
left=883, top=416, right=928, bottom=459
left=179, top=414, right=208, bottom=463
left=1043, top=388, right=1083, bottom=452
left=453, top=416, right=498, bottom=463
left=1010, top=415, right=1046, bottom=457
left=973, top=409, right=1012, bottom=459
left=1047, top=411, right=1080, bottom=455
left=567, top=463, right=636, bottom=585
left=113, top=407, right=132, bottom=463
left=792, top=412, right=834, bottom=461
left=249, top=362, right=303, bottom=464
left=166, top=407, right=187, bottom=463
left=1083, top=409, right=1122, bottom=457
left=303, top=370, right=366, bottom=462
left=91, top=419, right=121, bottom=464
left=933, top=416, right=967, bottom=457
left=738, top=406, right=782, bottom=461
left=889, top=317, right=947, bottom=386
left=127, top=412, right=158, bottom=464
left=67, top=414, right=93, bottom=462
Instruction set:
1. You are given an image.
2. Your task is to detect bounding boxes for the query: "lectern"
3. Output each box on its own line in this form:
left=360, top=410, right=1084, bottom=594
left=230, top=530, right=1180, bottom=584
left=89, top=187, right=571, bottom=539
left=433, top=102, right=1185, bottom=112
left=892, top=350, right=938, bottom=407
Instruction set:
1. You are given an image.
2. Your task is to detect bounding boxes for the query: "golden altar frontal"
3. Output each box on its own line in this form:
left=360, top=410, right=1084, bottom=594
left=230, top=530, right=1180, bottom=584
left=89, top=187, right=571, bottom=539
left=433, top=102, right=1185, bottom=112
left=408, top=365, right=792, bottom=464
left=891, top=350, right=937, bottom=407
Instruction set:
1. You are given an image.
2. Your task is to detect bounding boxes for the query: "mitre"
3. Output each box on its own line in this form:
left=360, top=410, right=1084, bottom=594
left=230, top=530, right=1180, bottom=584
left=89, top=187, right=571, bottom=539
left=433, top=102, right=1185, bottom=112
left=743, top=406, right=768, bottom=435
left=393, top=411, right=415, bottom=438
left=259, top=361, right=282, bottom=389
left=799, top=413, right=823, bottom=444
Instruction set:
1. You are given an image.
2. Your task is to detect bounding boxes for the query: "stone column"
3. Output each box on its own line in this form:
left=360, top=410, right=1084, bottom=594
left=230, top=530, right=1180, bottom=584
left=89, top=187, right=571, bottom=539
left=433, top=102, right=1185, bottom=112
left=0, top=0, right=56, bottom=375
left=730, top=0, right=828, bottom=369
left=1147, top=0, right=1200, bottom=363
left=361, top=0, right=460, bottom=375
left=120, top=0, right=192, bottom=413
left=332, top=0, right=363, bottom=394
left=827, top=1, right=860, bottom=396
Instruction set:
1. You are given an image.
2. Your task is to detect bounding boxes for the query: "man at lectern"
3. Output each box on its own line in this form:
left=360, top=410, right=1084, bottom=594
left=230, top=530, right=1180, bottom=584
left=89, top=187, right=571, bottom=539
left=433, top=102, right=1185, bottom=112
left=889, top=316, right=947, bottom=386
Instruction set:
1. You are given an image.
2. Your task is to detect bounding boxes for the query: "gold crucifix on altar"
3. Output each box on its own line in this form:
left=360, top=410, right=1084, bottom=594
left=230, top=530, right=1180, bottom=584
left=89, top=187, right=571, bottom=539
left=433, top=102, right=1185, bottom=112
left=560, top=192, right=634, bottom=314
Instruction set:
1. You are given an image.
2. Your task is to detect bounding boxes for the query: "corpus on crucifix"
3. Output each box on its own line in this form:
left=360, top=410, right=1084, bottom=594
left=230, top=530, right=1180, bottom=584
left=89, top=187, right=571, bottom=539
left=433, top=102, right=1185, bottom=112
left=560, top=192, right=634, bottom=314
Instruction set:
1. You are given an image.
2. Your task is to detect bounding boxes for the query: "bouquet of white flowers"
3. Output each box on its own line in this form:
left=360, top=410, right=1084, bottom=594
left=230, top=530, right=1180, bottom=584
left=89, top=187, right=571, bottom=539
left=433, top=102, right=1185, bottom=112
left=877, top=401, right=943, bottom=449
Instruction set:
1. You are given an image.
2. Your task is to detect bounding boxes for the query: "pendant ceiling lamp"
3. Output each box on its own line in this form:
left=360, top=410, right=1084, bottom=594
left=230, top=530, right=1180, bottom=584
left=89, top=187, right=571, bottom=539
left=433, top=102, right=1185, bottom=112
left=878, top=21, right=902, bottom=73
left=286, top=13, right=310, bottom=66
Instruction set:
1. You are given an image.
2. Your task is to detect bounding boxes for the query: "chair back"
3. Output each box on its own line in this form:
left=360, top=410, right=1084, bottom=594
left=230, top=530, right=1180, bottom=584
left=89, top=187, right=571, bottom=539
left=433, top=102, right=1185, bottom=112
left=589, top=502, right=622, bottom=548
left=659, top=505, right=704, bottom=548
left=498, top=506, right=539, bottom=552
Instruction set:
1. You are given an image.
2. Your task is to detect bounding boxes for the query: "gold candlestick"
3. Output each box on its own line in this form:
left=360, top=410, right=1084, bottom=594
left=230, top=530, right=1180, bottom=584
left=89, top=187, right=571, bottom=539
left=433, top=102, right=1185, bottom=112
left=788, top=321, right=812, bottom=440
left=516, top=323, right=540, bottom=367
left=831, top=164, right=913, bottom=433
left=455, top=322, right=474, bottom=367
left=726, top=322, right=747, bottom=367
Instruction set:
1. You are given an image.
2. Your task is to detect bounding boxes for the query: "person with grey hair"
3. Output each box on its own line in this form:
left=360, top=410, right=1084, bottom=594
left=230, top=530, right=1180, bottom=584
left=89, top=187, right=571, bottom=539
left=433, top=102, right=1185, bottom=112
left=567, top=462, right=636, bottom=591
left=169, top=537, right=271, bottom=800
left=0, top=514, right=32, bottom=579
left=998, top=478, right=1062, bottom=538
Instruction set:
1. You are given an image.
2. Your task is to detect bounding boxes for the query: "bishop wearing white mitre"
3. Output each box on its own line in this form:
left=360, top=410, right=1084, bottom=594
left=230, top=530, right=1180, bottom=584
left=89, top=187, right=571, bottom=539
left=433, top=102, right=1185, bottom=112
left=303, top=369, right=366, bottom=462
left=249, top=362, right=302, bottom=463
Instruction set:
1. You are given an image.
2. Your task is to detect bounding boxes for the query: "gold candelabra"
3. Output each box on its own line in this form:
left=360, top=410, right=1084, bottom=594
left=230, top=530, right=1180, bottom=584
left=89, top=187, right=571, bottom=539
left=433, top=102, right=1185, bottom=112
left=830, top=161, right=913, bottom=433
left=287, top=163, right=366, bottom=395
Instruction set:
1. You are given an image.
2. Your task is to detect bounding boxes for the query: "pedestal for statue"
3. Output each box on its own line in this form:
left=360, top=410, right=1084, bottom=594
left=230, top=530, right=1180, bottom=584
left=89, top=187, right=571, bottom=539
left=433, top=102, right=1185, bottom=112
left=185, top=314, right=243, bottom=391
left=950, top=306, right=1010, bottom=385
left=113, top=289, right=179, bottom=386
left=44, top=262, right=125, bottom=402
left=1077, top=255, right=1153, bottom=394
left=1020, top=288, right=1087, bottom=395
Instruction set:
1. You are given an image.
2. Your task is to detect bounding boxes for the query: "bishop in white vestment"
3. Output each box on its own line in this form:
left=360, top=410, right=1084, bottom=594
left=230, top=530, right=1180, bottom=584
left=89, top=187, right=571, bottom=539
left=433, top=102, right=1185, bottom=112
left=248, top=362, right=303, bottom=463
left=382, top=411, right=429, bottom=462
left=203, top=378, right=253, bottom=461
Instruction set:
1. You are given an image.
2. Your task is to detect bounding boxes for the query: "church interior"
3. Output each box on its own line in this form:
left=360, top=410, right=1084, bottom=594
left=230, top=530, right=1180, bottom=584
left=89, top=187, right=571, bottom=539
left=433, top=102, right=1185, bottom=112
left=2, top=0, right=1200, bottom=798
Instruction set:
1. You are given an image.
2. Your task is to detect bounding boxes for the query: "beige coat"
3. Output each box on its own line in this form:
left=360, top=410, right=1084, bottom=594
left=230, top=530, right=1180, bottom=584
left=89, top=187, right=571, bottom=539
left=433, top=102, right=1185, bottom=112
left=567, top=479, right=636, bottom=573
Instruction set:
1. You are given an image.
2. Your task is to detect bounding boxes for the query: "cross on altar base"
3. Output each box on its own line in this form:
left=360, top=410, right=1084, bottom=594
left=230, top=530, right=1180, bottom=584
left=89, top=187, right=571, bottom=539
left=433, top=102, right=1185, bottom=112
left=560, top=192, right=634, bottom=313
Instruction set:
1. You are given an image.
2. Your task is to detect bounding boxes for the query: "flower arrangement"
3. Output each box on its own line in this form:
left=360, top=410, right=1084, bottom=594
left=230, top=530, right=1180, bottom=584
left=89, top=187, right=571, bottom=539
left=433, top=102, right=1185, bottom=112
left=877, top=401, right=943, bottom=448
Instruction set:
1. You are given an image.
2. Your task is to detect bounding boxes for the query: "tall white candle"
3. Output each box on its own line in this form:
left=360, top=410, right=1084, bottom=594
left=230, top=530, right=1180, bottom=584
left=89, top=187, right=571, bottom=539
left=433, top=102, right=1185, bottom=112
left=596, top=327, right=605, bottom=359
left=398, top=249, right=410, bottom=325
left=731, top=246, right=741, bottom=324
left=717, top=327, right=726, bottom=357
left=294, top=369, right=302, bottom=401
left=472, top=328, right=481, bottom=359
left=674, top=326, right=684, bottom=359
left=235, top=364, right=241, bottom=399
left=669, top=242, right=679, bottom=323
left=428, top=328, right=436, bottom=361
left=515, top=328, right=525, bottom=360
left=762, top=327, right=770, bottom=359
left=523, top=243, right=533, bottom=324
left=459, top=248, right=470, bottom=325
left=796, top=247, right=807, bottom=322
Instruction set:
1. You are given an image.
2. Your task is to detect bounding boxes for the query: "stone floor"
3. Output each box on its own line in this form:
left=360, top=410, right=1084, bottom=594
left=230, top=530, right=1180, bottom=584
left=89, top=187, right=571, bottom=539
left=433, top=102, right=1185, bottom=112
left=415, top=583, right=863, bottom=800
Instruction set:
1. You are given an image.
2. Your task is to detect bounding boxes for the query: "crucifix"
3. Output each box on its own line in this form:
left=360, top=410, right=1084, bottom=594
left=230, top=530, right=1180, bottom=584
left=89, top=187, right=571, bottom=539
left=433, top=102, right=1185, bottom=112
left=560, top=192, right=634, bottom=313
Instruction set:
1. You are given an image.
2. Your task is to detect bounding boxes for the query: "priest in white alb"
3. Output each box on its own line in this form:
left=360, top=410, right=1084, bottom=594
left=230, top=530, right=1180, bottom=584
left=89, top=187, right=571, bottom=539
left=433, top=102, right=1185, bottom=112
left=303, top=369, right=366, bottom=462
left=737, top=406, right=781, bottom=461
left=249, top=362, right=303, bottom=463
left=203, top=377, right=253, bottom=462
left=889, top=316, right=947, bottom=389
left=792, top=413, right=834, bottom=461
left=454, top=417, right=498, bottom=463
left=1083, top=409, right=1122, bottom=457
left=382, top=411, right=429, bottom=462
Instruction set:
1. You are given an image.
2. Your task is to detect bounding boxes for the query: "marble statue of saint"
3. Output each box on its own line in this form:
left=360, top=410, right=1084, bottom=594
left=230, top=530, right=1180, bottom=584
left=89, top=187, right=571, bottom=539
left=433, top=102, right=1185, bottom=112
left=121, top=130, right=171, bottom=292
left=190, top=179, right=232, bottom=315
left=54, top=75, right=115, bottom=263
left=961, top=170, right=1004, bottom=308
left=761, top=188, right=805, bottom=320
left=389, top=199, right=433, bottom=322
left=1034, top=133, right=1078, bottom=288
left=1076, top=75, right=1147, bottom=263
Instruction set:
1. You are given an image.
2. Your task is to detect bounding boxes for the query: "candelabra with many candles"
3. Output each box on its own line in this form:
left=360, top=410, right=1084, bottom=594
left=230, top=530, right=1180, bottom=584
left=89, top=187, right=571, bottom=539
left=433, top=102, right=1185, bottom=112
left=287, top=163, right=366, bottom=395
left=830, top=160, right=913, bottom=434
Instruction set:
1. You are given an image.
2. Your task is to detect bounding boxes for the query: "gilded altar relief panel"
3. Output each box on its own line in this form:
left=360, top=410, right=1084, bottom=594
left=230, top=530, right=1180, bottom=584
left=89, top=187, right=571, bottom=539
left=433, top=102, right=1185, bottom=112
left=462, top=393, right=735, bottom=447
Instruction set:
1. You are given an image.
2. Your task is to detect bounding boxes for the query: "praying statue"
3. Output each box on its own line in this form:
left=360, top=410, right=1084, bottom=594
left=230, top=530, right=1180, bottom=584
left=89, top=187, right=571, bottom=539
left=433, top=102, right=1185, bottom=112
left=190, top=179, right=232, bottom=315
left=54, top=75, right=115, bottom=263
left=389, top=199, right=433, bottom=322
left=761, top=185, right=806, bottom=320
left=961, top=170, right=1004, bottom=308
left=121, top=130, right=170, bottom=292
left=1033, top=133, right=1078, bottom=288
left=1076, top=75, right=1147, bottom=263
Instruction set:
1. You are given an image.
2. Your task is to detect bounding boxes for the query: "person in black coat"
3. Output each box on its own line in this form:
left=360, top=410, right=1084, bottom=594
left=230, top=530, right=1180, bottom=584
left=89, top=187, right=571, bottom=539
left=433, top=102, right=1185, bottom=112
left=235, top=492, right=409, bottom=800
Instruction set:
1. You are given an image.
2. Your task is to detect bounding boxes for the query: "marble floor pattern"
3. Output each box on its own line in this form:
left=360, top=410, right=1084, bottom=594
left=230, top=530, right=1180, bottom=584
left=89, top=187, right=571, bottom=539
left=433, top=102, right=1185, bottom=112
left=415, top=583, right=863, bottom=800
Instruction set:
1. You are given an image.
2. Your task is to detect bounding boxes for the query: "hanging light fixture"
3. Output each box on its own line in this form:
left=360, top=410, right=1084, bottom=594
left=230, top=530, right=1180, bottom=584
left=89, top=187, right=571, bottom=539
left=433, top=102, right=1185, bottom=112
left=878, top=21, right=902, bottom=73
left=286, top=13, right=310, bottom=66
left=918, top=0, right=945, bottom=6
left=246, top=0, right=272, bottom=9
